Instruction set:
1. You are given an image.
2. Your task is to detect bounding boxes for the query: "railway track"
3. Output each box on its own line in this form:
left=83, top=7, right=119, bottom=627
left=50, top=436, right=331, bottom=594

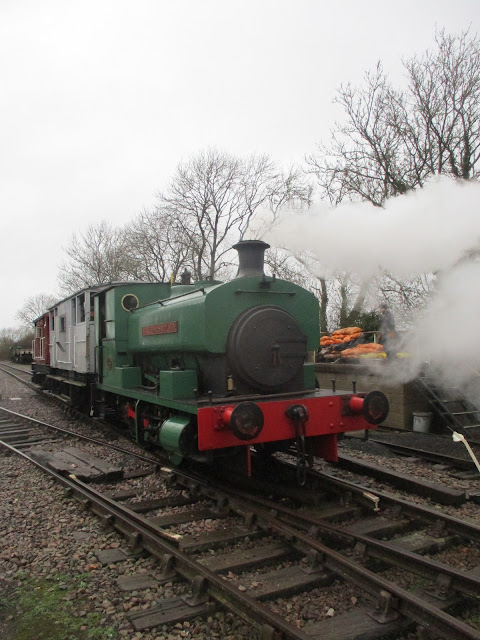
left=2, top=361, right=478, bottom=499
left=0, top=364, right=480, bottom=638
left=1, top=400, right=480, bottom=639
left=0, top=408, right=316, bottom=639
left=372, top=423, right=480, bottom=456
left=0, top=362, right=33, bottom=376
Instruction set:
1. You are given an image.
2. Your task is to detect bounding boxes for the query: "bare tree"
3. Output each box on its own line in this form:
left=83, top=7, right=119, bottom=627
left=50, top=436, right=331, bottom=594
left=156, top=149, right=312, bottom=280
left=305, top=29, right=480, bottom=328
left=307, top=64, right=413, bottom=206
left=58, top=220, right=139, bottom=294
left=307, top=30, right=480, bottom=205
left=126, top=207, right=191, bottom=282
left=157, top=149, right=241, bottom=280
left=16, top=293, right=58, bottom=328
left=326, top=271, right=436, bottom=330
left=57, top=152, right=311, bottom=296
left=240, top=156, right=312, bottom=233
left=405, top=29, right=480, bottom=180
left=264, top=248, right=311, bottom=286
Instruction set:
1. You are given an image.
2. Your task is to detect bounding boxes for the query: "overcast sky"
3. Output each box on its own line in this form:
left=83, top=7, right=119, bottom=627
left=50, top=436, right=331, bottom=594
left=1, top=0, right=480, bottom=330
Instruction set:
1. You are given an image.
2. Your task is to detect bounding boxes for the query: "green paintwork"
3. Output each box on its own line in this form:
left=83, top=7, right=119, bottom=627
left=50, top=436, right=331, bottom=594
left=127, top=277, right=319, bottom=354
left=96, top=382, right=199, bottom=414
left=110, top=366, right=142, bottom=388
left=95, top=276, right=320, bottom=401
left=159, top=414, right=191, bottom=452
left=303, top=363, right=316, bottom=390
left=95, top=282, right=171, bottom=386
left=160, top=369, right=198, bottom=399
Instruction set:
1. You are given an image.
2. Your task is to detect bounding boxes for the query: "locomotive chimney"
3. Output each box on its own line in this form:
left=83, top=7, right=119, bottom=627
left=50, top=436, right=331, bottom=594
left=233, top=240, right=270, bottom=278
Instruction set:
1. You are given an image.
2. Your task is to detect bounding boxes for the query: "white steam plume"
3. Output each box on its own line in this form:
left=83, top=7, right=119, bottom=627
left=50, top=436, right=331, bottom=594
left=264, top=176, right=480, bottom=279
left=263, top=176, right=480, bottom=399
left=400, top=261, right=480, bottom=396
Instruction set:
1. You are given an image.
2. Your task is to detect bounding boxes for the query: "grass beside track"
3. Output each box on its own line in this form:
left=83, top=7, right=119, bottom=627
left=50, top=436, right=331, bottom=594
left=0, top=573, right=116, bottom=640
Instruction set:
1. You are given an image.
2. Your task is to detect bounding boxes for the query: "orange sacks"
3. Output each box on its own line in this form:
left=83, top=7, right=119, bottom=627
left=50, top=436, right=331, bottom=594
left=321, top=327, right=365, bottom=349
left=331, top=326, right=363, bottom=338
left=344, top=332, right=362, bottom=342
left=342, top=343, right=384, bottom=357
left=344, top=326, right=362, bottom=335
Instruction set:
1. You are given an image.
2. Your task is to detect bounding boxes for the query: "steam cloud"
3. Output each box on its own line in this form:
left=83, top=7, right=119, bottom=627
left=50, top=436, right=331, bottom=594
left=263, top=176, right=480, bottom=399
left=264, top=176, right=480, bottom=278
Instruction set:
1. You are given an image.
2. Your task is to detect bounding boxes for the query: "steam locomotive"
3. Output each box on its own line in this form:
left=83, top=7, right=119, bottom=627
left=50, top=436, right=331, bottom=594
left=32, top=240, right=388, bottom=475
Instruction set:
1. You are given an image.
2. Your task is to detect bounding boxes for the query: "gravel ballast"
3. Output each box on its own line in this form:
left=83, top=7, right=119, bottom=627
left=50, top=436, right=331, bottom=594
left=1, top=365, right=480, bottom=638
left=0, top=368, right=258, bottom=639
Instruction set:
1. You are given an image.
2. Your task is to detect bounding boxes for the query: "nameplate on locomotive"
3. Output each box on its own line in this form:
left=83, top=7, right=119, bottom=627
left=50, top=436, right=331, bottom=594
left=142, top=321, right=178, bottom=336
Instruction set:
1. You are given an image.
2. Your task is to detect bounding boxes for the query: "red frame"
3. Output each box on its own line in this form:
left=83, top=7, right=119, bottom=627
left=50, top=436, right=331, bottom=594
left=197, top=393, right=375, bottom=459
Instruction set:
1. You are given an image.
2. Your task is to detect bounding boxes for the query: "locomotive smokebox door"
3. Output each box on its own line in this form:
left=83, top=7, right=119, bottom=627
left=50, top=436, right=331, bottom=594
left=228, top=306, right=307, bottom=391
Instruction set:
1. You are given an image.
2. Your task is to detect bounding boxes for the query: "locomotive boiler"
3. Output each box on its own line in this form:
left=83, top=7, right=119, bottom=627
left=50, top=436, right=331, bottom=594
left=92, top=240, right=389, bottom=473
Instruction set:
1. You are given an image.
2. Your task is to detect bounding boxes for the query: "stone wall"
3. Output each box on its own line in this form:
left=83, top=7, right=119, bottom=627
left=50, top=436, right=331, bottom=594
left=314, top=363, right=431, bottom=430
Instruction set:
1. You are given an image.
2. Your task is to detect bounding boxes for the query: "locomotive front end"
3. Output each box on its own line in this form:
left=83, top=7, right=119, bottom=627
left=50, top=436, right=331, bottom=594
left=225, top=240, right=314, bottom=395
left=95, top=239, right=388, bottom=474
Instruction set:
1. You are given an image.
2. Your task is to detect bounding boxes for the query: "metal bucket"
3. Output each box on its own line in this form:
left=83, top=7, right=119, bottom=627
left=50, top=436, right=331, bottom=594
left=412, top=411, right=432, bottom=433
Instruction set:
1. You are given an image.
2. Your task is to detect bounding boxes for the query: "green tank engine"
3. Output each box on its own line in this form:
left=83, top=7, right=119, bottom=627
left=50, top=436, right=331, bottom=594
left=94, top=240, right=389, bottom=469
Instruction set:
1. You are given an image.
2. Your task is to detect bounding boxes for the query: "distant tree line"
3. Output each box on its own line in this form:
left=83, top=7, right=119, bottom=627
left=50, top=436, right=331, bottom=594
left=0, top=328, right=34, bottom=360
left=58, top=150, right=313, bottom=289
left=14, top=29, right=480, bottom=336
left=3, top=294, right=56, bottom=359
